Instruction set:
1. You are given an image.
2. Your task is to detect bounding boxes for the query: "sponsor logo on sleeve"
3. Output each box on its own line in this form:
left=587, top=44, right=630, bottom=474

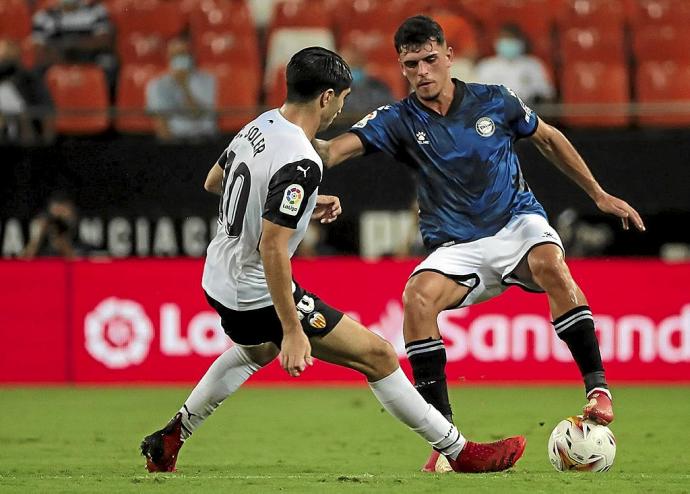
left=280, top=184, right=304, bottom=216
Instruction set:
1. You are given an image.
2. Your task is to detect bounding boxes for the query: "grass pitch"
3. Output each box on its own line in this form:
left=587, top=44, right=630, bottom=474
left=1, top=385, right=689, bottom=493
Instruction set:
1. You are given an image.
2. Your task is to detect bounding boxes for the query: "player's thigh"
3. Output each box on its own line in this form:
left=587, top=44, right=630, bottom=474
left=403, top=270, right=471, bottom=315
left=310, top=315, right=398, bottom=380
left=515, top=242, right=572, bottom=288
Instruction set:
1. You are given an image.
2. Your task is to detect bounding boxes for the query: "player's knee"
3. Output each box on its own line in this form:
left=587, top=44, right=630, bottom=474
left=403, top=283, right=437, bottom=316
left=365, top=337, right=399, bottom=378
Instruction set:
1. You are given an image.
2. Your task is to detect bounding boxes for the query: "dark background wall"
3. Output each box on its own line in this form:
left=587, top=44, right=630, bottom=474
left=2, top=128, right=689, bottom=256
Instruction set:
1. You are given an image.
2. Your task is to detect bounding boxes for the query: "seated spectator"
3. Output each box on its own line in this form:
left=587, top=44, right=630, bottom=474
left=340, top=42, right=394, bottom=118
left=0, top=39, right=54, bottom=144
left=22, top=192, right=81, bottom=259
left=32, top=0, right=116, bottom=91
left=474, top=24, right=554, bottom=105
left=146, top=38, right=217, bottom=141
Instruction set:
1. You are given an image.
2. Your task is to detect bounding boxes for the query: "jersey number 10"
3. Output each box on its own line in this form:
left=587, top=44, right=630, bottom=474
left=218, top=150, right=251, bottom=238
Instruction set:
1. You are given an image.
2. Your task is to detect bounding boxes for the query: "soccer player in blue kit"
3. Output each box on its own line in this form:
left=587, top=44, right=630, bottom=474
left=315, top=16, right=646, bottom=472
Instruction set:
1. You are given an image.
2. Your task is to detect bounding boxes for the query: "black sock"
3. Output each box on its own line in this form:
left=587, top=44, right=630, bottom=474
left=553, top=305, right=608, bottom=394
left=405, top=338, right=453, bottom=422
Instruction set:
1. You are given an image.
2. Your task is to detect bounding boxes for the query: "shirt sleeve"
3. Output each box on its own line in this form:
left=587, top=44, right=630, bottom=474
left=499, top=85, right=539, bottom=139
left=263, top=159, right=322, bottom=229
left=348, top=103, right=404, bottom=156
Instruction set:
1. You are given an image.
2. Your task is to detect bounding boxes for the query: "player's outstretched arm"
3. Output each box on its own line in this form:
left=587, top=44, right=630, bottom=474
left=259, top=219, right=313, bottom=377
left=530, top=118, right=645, bottom=231
left=312, top=132, right=365, bottom=168
left=203, top=162, right=224, bottom=195
left=311, top=195, right=342, bottom=224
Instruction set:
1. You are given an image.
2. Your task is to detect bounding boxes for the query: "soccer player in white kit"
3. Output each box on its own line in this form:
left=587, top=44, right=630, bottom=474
left=141, top=47, right=527, bottom=475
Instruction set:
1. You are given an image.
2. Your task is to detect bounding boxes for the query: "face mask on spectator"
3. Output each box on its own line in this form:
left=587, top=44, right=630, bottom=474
left=495, top=38, right=525, bottom=60
left=170, top=54, right=194, bottom=72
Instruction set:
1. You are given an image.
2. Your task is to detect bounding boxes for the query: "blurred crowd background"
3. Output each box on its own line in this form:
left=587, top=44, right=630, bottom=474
left=1, top=0, right=689, bottom=260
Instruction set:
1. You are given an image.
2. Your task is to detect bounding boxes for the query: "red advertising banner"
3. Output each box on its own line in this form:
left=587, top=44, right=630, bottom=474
left=1, top=258, right=689, bottom=384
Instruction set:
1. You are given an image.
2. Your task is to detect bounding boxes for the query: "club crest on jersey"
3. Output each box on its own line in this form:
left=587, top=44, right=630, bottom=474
left=475, top=117, right=495, bottom=137
left=416, top=131, right=430, bottom=144
left=309, top=312, right=327, bottom=329
left=280, top=184, right=304, bottom=216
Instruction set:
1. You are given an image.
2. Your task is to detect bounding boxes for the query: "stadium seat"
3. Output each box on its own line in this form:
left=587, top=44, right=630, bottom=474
left=117, top=32, right=167, bottom=66
left=0, top=0, right=31, bottom=40
left=335, top=0, right=412, bottom=35
left=433, top=13, right=479, bottom=59
left=20, top=37, right=36, bottom=68
left=556, top=0, right=628, bottom=29
left=202, top=62, right=259, bottom=132
left=633, top=24, right=690, bottom=63
left=338, top=27, right=394, bottom=64
left=108, top=0, right=185, bottom=38
left=115, top=63, right=162, bottom=133
left=193, top=31, right=259, bottom=70
left=636, top=61, right=690, bottom=126
left=45, top=64, right=110, bottom=134
left=264, top=28, right=335, bottom=88
left=188, top=0, right=256, bottom=38
left=269, top=0, right=333, bottom=32
left=265, top=65, right=287, bottom=109
left=559, top=26, right=626, bottom=64
left=560, top=61, right=630, bottom=127
left=630, top=0, right=690, bottom=27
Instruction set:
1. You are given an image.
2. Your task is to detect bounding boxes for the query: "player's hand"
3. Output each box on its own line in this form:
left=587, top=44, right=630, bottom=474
left=582, top=389, right=614, bottom=425
left=280, top=329, right=313, bottom=377
left=311, top=195, right=342, bottom=224
left=594, top=192, right=645, bottom=232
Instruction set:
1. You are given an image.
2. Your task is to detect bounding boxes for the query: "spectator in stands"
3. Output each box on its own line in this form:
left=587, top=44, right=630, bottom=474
left=0, top=39, right=54, bottom=144
left=22, top=192, right=81, bottom=259
left=31, top=0, right=116, bottom=91
left=146, top=38, right=218, bottom=141
left=340, top=42, right=394, bottom=118
left=475, top=24, right=554, bottom=105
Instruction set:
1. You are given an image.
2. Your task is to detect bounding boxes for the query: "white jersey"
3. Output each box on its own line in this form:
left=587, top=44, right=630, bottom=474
left=202, top=109, right=323, bottom=310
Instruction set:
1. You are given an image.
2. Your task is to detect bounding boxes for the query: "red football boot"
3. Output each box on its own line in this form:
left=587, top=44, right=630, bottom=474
left=583, top=388, right=614, bottom=425
left=141, top=413, right=185, bottom=472
left=447, top=436, right=527, bottom=473
left=421, top=450, right=451, bottom=473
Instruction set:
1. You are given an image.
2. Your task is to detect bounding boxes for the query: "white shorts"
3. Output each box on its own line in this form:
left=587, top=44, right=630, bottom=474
left=411, top=214, right=564, bottom=308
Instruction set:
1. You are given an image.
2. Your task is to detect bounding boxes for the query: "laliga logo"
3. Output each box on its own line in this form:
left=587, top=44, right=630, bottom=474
left=85, top=298, right=229, bottom=369
left=85, top=297, right=154, bottom=369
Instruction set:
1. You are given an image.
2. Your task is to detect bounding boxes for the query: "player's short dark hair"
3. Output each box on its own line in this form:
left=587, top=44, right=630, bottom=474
left=286, top=47, right=352, bottom=103
left=394, top=15, right=446, bottom=54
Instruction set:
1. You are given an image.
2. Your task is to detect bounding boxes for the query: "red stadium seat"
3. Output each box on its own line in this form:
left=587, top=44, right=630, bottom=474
left=108, top=0, right=185, bottom=38
left=338, top=27, right=393, bottom=64
left=188, top=0, right=256, bottom=38
left=433, top=13, right=479, bottom=59
left=633, top=24, right=690, bottom=63
left=45, top=64, right=110, bottom=134
left=636, top=61, right=690, bottom=126
left=115, top=63, right=163, bottom=133
left=265, top=65, right=287, bottom=109
left=335, top=0, right=411, bottom=35
left=0, top=0, right=31, bottom=40
left=269, top=0, right=333, bottom=32
left=193, top=31, right=260, bottom=70
left=560, top=61, right=630, bottom=127
left=630, top=0, right=690, bottom=27
left=559, top=26, right=626, bottom=64
left=117, top=32, right=167, bottom=65
left=556, top=0, right=629, bottom=29
left=201, top=62, right=259, bottom=132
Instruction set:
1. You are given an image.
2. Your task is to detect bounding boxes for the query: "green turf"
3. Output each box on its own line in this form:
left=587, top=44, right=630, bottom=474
left=1, top=386, right=689, bottom=493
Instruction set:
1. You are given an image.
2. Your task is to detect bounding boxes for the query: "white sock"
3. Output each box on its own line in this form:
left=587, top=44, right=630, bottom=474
left=368, top=367, right=466, bottom=460
left=178, top=345, right=261, bottom=439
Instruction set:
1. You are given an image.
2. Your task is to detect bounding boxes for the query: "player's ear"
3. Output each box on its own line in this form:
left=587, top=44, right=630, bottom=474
left=446, top=45, right=454, bottom=65
left=320, top=89, right=335, bottom=108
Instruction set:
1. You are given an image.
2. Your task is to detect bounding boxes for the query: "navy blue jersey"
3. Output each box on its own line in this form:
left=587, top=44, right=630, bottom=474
left=349, top=80, right=547, bottom=249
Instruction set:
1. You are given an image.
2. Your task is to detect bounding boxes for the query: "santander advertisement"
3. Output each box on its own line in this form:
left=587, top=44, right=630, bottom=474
left=1, top=258, right=689, bottom=384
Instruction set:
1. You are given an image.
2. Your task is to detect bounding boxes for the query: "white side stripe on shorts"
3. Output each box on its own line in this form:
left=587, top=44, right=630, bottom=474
left=554, top=310, right=593, bottom=334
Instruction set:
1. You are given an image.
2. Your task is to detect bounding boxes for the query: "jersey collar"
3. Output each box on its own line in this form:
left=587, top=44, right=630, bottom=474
left=410, top=78, right=465, bottom=118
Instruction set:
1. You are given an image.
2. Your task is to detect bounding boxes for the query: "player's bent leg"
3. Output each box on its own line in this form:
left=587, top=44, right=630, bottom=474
left=310, top=317, right=525, bottom=474
left=525, top=244, right=613, bottom=424
left=403, top=271, right=469, bottom=469
left=141, top=343, right=279, bottom=472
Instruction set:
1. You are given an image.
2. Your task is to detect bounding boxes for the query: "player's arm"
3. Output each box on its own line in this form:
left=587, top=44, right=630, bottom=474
left=530, top=118, right=645, bottom=231
left=203, top=162, right=224, bottom=195
left=259, top=220, right=313, bottom=377
left=312, top=132, right=365, bottom=168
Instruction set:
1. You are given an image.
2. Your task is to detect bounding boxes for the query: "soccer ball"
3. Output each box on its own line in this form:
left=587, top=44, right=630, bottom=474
left=547, top=416, right=616, bottom=472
